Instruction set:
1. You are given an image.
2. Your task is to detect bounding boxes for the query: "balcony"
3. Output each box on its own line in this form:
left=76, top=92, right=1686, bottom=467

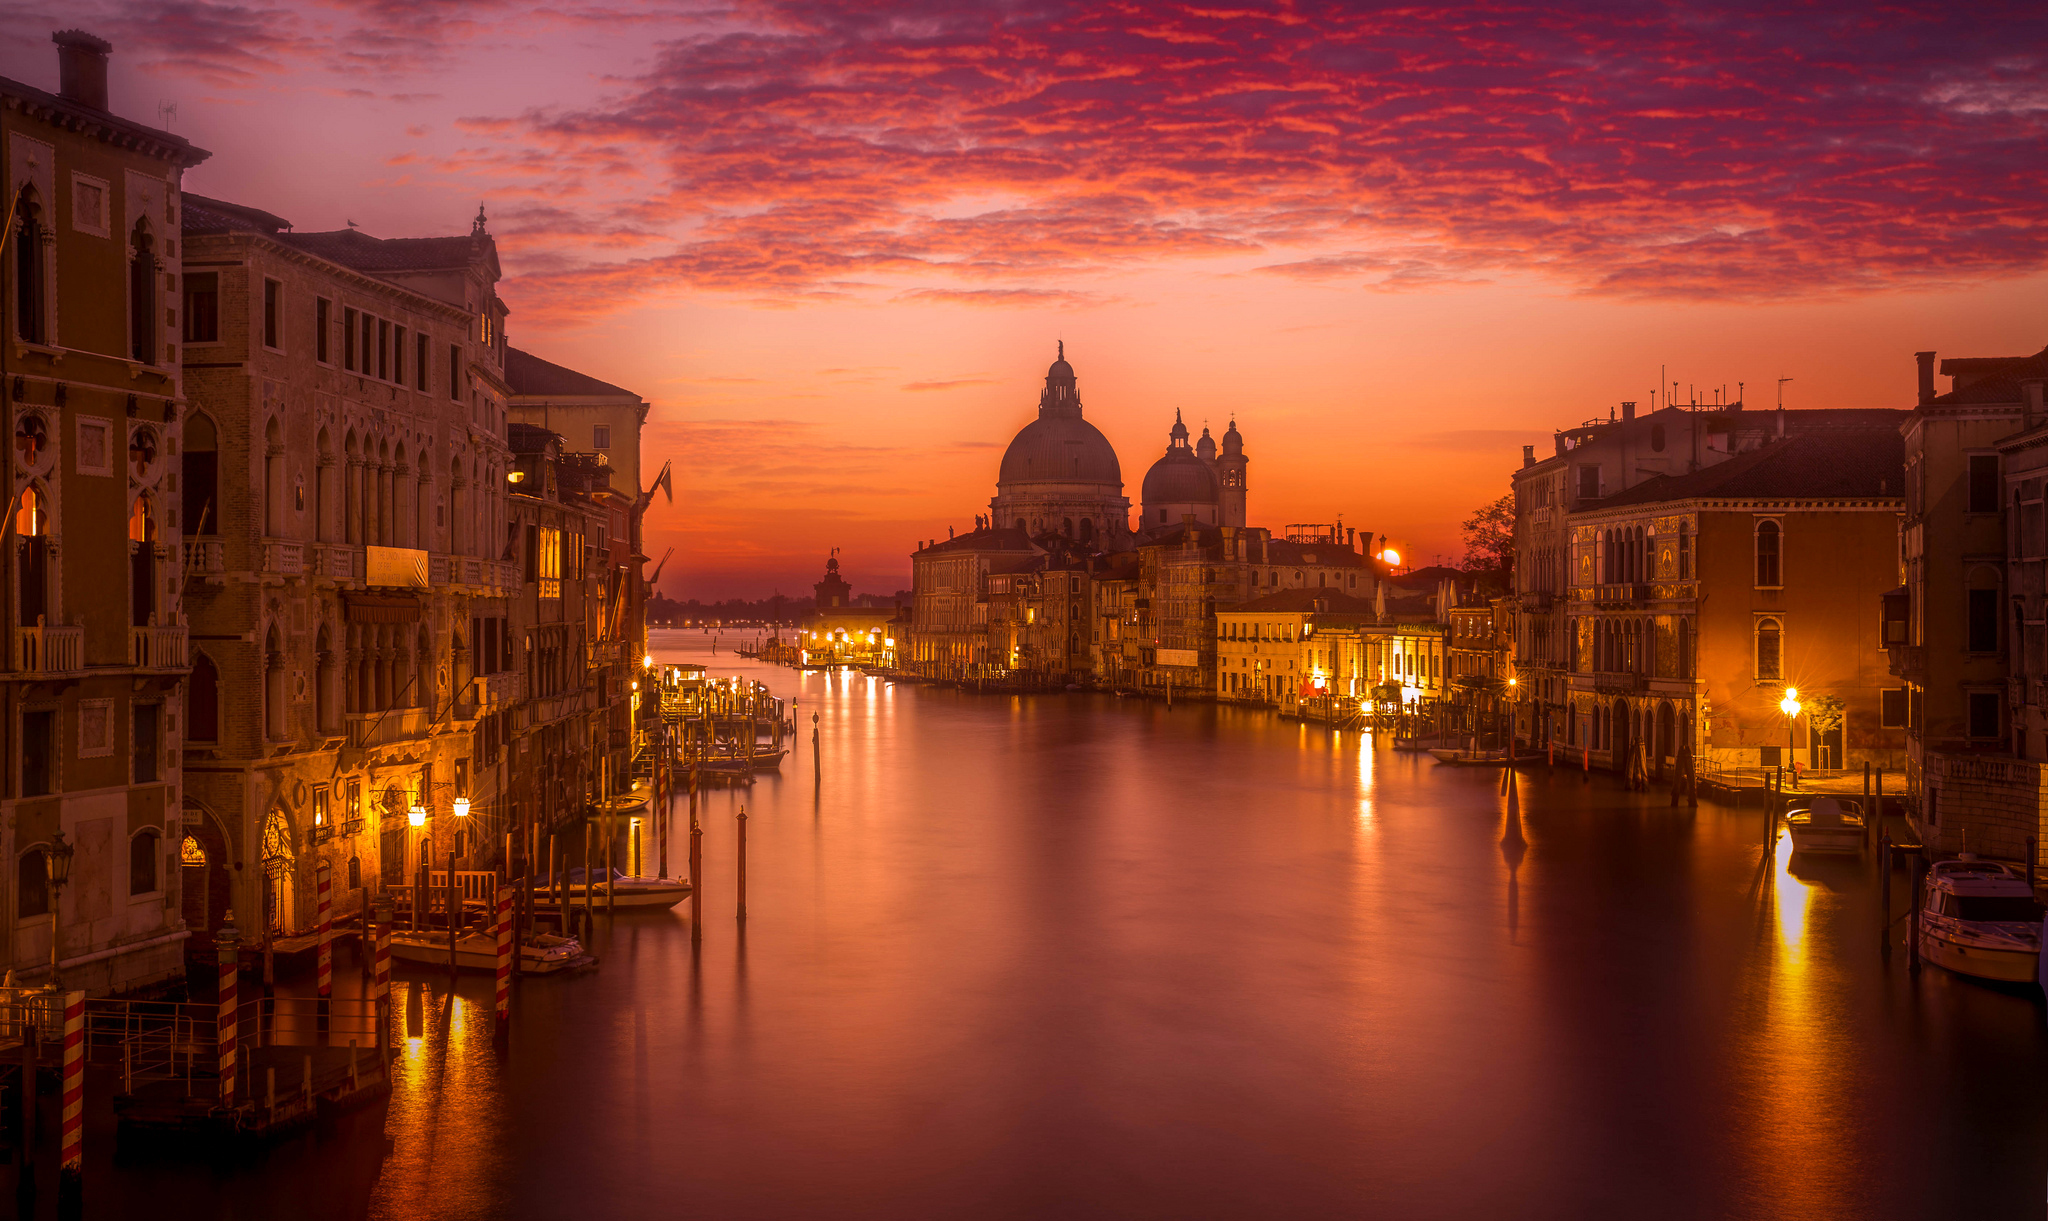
left=1588, top=583, right=1652, bottom=605
left=312, top=544, right=364, bottom=582
left=347, top=706, right=430, bottom=749
left=130, top=625, right=187, bottom=671
left=454, top=670, right=525, bottom=720
left=14, top=625, right=84, bottom=676
left=1888, top=644, right=1925, bottom=681
left=183, top=539, right=224, bottom=577
left=261, top=539, right=304, bottom=577
left=1591, top=670, right=1647, bottom=695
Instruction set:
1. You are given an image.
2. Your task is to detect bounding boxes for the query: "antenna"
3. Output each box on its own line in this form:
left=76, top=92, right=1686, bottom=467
left=1777, top=376, right=1793, bottom=410
left=157, top=101, right=177, bottom=129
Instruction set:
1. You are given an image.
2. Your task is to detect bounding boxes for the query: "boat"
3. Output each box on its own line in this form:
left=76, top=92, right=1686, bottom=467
left=696, top=748, right=787, bottom=773
left=535, top=868, right=693, bottom=910
left=387, top=921, right=595, bottom=974
left=1428, top=747, right=1511, bottom=766
left=1916, top=857, right=2043, bottom=983
left=1783, top=797, right=1865, bottom=854
left=1392, top=736, right=1446, bottom=753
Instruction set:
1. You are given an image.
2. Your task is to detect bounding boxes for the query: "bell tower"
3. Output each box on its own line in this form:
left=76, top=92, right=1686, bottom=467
left=1219, top=418, right=1248, bottom=528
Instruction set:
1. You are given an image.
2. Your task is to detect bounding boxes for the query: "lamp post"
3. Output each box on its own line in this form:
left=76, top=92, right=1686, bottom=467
left=46, top=829, right=75, bottom=986
left=1779, top=686, right=1802, bottom=790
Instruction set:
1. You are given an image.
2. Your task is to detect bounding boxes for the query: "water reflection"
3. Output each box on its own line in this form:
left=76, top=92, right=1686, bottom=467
left=66, top=630, right=2048, bottom=1220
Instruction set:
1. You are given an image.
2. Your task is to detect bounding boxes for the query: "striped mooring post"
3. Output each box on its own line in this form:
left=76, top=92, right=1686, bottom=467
left=215, top=916, right=243, bottom=1106
left=60, top=989, right=84, bottom=1184
left=315, top=861, right=334, bottom=1000
left=373, top=896, right=392, bottom=1004
left=494, top=885, right=513, bottom=1024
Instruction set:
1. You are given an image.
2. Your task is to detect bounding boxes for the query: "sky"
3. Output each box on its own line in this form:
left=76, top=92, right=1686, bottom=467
left=5, top=1, right=2045, bottom=599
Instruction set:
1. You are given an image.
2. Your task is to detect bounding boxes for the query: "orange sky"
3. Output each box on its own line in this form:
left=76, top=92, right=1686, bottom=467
left=6, top=1, right=2044, bottom=598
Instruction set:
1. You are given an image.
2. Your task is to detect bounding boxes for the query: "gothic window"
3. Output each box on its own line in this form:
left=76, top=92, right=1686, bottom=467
left=14, top=189, right=46, bottom=344
left=1756, top=618, right=1783, bottom=682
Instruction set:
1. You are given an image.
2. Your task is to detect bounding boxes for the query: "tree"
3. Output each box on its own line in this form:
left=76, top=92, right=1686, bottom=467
left=1461, top=493, right=1514, bottom=577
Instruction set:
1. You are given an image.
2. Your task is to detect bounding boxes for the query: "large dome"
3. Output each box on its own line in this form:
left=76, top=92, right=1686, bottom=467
left=1141, top=447, right=1220, bottom=505
left=998, top=414, right=1123, bottom=488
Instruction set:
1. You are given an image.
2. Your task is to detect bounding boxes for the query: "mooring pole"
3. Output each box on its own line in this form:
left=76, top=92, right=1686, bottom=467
left=1879, top=834, right=1892, bottom=953
left=1908, top=852, right=1924, bottom=971
left=58, top=989, right=83, bottom=1202
left=315, top=860, right=333, bottom=1042
left=737, top=805, right=749, bottom=921
left=447, top=850, right=459, bottom=978
left=495, top=883, right=513, bottom=1032
left=216, top=916, right=242, bottom=1108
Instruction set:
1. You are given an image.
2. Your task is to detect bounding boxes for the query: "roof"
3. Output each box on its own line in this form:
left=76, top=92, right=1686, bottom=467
left=1930, top=345, right=2048, bottom=407
left=0, top=73, right=208, bottom=167
left=182, top=193, right=291, bottom=235
left=280, top=227, right=498, bottom=277
left=507, top=348, right=639, bottom=399
left=1594, top=427, right=1904, bottom=509
left=1224, top=588, right=1376, bottom=615
left=919, top=526, right=1038, bottom=554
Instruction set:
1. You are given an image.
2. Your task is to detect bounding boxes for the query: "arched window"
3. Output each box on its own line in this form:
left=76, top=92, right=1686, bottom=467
left=315, top=627, right=337, bottom=733
left=16, top=485, right=49, bottom=627
left=188, top=651, right=220, bottom=742
left=17, top=847, right=49, bottom=917
left=1678, top=618, right=1693, bottom=679
left=1079, top=518, right=1094, bottom=543
left=314, top=427, right=334, bottom=543
left=264, top=418, right=284, bottom=537
left=15, top=188, right=46, bottom=344
left=184, top=414, right=219, bottom=535
left=265, top=626, right=286, bottom=739
left=130, top=492, right=157, bottom=628
left=130, top=218, right=156, bottom=363
left=344, top=431, right=362, bottom=545
left=1756, top=618, right=1783, bottom=682
left=1677, top=522, right=1692, bottom=580
left=130, top=829, right=162, bottom=895
left=1755, top=520, right=1782, bottom=587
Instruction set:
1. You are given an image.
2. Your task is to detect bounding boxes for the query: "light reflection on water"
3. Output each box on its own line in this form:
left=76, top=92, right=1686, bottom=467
left=73, top=630, right=2048, bottom=1220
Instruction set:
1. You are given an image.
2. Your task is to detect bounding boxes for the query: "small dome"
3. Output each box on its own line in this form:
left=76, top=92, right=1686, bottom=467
left=1196, top=425, right=1216, bottom=462
left=1142, top=448, right=1220, bottom=506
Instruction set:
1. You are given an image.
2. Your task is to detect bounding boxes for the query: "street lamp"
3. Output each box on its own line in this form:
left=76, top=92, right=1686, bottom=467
left=46, top=829, right=75, bottom=986
left=408, top=801, right=427, bottom=828
left=452, top=796, right=471, bottom=819
left=1779, top=686, right=1802, bottom=788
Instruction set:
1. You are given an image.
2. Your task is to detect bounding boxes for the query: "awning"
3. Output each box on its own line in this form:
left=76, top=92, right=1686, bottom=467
left=343, top=593, right=423, bottom=624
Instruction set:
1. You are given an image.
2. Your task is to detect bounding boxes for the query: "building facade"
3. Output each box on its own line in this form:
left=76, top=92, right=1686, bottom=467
left=2, top=33, right=210, bottom=993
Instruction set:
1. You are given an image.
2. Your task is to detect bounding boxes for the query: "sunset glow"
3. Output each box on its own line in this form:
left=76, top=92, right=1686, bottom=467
left=5, top=2, right=2043, bottom=596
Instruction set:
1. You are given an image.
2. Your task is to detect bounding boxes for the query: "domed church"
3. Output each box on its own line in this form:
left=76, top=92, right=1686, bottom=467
left=989, top=346, right=1248, bottom=547
left=990, top=344, right=1132, bottom=546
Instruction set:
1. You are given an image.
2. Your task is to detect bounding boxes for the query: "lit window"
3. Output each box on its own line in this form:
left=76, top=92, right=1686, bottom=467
left=538, top=526, right=562, bottom=598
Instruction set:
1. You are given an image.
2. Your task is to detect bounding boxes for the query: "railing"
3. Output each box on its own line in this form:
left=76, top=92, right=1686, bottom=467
left=1888, top=644, right=1925, bottom=680
left=14, top=624, right=84, bottom=675
left=426, top=870, right=503, bottom=904
left=261, top=539, right=304, bottom=576
left=131, top=624, right=187, bottom=670
left=313, top=543, right=364, bottom=581
left=182, top=539, right=225, bottom=576
left=347, top=706, right=430, bottom=748
left=1591, top=670, right=1647, bottom=695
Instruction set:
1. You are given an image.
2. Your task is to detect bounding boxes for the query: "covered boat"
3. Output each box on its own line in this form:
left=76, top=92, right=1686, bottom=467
left=1917, top=857, right=2042, bottom=983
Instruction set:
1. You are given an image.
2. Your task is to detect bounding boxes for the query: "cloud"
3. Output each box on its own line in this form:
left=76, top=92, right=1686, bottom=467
left=900, top=376, right=999, bottom=391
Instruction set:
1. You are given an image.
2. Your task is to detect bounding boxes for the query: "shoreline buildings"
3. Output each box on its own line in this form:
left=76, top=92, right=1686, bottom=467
left=1, top=33, right=654, bottom=995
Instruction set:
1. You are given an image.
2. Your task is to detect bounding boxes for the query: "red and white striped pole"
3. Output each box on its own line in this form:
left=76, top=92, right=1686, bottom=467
left=215, top=917, right=242, bottom=1106
left=374, top=900, right=392, bottom=1005
left=315, top=860, right=333, bottom=1000
left=495, top=885, right=512, bottom=1024
left=59, top=989, right=84, bottom=1185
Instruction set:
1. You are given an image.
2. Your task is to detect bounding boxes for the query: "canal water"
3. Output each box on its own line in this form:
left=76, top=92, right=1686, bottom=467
left=35, top=629, right=2048, bottom=1218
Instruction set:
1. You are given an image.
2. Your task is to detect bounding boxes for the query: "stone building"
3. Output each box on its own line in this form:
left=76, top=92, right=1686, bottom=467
left=1895, top=343, right=2048, bottom=857
left=176, top=192, right=517, bottom=940
left=1568, top=421, right=1907, bottom=784
left=1, top=33, right=210, bottom=993
left=990, top=345, right=1130, bottom=547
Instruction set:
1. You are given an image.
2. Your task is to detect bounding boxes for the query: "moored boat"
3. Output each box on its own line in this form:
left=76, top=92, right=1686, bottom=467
left=536, top=868, right=693, bottom=909
left=1428, top=747, right=1512, bottom=766
left=1917, top=857, right=2043, bottom=983
left=387, top=924, right=595, bottom=973
left=1783, top=797, right=1865, bottom=854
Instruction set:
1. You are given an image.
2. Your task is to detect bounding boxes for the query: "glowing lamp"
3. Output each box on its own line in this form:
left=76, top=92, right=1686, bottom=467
left=643, top=654, right=654, bottom=669
left=507, top=470, right=526, bottom=484
left=1780, top=688, right=1801, bottom=718
left=885, top=638, right=895, bottom=648
left=408, top=804, right=427, bottom=827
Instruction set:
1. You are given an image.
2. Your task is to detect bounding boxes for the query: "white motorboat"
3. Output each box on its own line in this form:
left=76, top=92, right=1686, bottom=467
left=1783, top=797, right=1865, bottom=854
left=536, top=868, right=693, bottom=910
left=1916, top=857, right=2043, bottom=984
left=387, top=918, right=595, bottom=974
left=1427, top=747, right=1511, bottom=767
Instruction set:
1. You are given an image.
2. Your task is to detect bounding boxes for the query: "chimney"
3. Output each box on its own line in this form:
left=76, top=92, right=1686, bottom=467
left=1554, top=432, right=1566, bottom=457
left=52, top=30, right=112, bottom=111
left=1522, top=444, right=1535, bottom=468
left=1621, top=401, right=1637, bottom=422
left=1346, top=526, right=1356, bottom=551
left=1915, top=351, right=1937, bottom=406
